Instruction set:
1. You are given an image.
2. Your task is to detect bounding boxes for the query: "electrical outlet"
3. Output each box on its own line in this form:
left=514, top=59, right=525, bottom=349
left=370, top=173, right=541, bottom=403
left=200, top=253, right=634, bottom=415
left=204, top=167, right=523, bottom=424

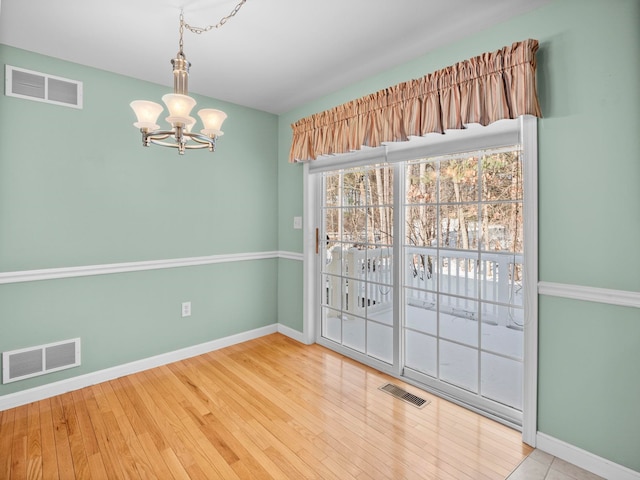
left=293, top=216, right=302, bottom=229
left=181, top=301, right=191, bottom=317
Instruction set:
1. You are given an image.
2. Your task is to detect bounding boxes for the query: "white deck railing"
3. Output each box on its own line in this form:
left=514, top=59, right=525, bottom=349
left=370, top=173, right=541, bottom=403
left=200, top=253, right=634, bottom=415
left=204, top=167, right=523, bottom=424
left=324, top=246, right=523, bottom=327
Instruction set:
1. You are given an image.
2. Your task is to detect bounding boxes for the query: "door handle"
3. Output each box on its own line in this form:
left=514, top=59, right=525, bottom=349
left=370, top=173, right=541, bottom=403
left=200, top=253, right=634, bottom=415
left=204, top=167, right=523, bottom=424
left=315, top=228, right=319, bottom=255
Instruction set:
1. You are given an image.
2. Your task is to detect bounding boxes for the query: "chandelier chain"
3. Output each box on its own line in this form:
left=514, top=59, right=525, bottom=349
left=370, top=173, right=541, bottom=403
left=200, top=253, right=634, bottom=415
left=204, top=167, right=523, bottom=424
left=182, top=0, right=247, bottom=35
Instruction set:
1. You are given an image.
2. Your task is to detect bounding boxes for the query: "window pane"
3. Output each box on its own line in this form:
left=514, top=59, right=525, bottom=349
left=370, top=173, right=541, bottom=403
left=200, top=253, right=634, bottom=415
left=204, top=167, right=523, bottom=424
left=439, top=296, right=478, bottom=347
left=405, top=331, right=437, bottom=376
left=438, top=252, right=479, bottom=299
left=481, top=352, right=523, bottom=410
left=367, top=321, right=393, bottom=364
left=439, top=156, right=479, bottom=204
left=342, top=170, right=367, bottom=206
left=439, top=205, right=479, bottom=249
left=343, top=316, right=366, bottom=354
left=439, top=339, right=478, bottom=393
left=322, top=274, right=341, bottom=310
left=342, top=208, right=367, bottom=245
left=481, top=313, right=523, bottom=359
left=324, top=207, right=341, bottom=243
left=367, top=165, right=394, bottom=205
left=481, top=151, right=522, bottom=202
left=324, top=173, right=341, bottom=207
left=406, top=161, right=437, bottom=204
left=404, top=288, right=437, bottom=335
left=406, top=205, right=437, bottom=246
left=481, top=203, right=523, bottom=253
left=321, top=307, right=341, bottom=343
left=480, top=255, right=523, bottom=308
left=368, top=206, right=393, bottom=246
left=344, top=277, right=365, bottom=315
left=405, top=250, right=437, bottom=293
left=324, top=240, right=342, bottom=273
left=368, top=247, right=393, bottom=283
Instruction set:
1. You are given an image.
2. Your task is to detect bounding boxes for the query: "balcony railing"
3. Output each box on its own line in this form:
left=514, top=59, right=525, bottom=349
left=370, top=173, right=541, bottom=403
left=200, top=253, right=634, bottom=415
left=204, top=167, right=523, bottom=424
left=324, top=246, right=523, bottom=328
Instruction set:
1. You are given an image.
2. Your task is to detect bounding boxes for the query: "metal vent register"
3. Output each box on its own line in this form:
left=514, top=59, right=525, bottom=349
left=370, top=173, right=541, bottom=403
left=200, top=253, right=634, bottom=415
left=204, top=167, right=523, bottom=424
left=2, top=338, right=81, bottom=384
left=5, top=65, right=83, bottom=109
left=379, top=383, right=430, bottom=408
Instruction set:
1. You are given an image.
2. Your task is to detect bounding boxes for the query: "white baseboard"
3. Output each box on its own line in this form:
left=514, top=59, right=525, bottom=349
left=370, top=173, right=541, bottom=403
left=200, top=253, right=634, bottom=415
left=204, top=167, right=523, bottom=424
left=0, top=324, right=279, bottom=412
left=277, top=323, right=309, bottom=344
left=537, top=432, right=640, bottom=480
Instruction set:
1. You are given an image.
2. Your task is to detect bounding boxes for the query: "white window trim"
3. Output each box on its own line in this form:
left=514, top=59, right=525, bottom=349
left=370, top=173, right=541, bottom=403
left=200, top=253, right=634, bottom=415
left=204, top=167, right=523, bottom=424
left=302, top=116, right=538, bottom=445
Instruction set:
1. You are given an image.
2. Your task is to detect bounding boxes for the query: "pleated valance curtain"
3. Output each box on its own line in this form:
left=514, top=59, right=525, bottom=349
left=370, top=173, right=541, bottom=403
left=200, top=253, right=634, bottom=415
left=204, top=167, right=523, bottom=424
left=289, top=39, right=542, bottom=162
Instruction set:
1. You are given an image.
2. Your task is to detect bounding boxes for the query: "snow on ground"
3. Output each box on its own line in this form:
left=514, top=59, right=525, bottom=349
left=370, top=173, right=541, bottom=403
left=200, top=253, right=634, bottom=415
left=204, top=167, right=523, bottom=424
left=322, top=304, right=523, bottom=411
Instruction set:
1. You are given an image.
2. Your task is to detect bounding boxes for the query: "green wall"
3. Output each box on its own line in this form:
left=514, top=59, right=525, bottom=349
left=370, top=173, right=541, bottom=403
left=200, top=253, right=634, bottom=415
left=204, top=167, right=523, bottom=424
left=2, top=0, right=639, bottom=472
left=0, top=45, right=279, bottom=395
left=277, top=0, right=640, bottom=472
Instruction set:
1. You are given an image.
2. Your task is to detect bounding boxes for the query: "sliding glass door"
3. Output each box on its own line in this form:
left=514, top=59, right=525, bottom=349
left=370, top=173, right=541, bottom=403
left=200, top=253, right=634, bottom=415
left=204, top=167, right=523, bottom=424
left=402, top=148, right=525, bottom=419
left=311, top=119, right=535, bottom=430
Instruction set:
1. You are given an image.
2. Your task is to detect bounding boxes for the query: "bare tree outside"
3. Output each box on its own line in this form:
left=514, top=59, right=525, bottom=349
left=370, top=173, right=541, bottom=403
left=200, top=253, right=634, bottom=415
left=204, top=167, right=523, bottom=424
left=324, top=165, right=394, bottom=249
left=404, top=149, right=522, bottom=279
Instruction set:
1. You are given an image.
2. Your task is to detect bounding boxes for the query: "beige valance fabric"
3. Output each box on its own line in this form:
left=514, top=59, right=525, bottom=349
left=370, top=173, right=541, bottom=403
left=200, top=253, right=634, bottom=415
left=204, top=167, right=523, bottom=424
left=289, top=39, right=542, bottom=162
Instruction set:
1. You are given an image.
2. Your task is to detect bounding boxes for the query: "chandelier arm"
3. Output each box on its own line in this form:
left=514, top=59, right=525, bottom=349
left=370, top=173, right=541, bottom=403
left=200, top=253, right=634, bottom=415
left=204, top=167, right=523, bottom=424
left=145, top=130, right=174, bottom=140
left=186, top=134, right=217, bottom=145
left=183, top=0, right=247, bottom=34
left=146, top=131, right=218, bottom=150
left=149, top=139, right=215, bottom=151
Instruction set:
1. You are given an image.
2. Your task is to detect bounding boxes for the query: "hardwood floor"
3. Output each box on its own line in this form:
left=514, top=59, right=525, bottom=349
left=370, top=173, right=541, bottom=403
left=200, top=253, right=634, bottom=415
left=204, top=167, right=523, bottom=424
left=1, top=333, right=532, bottom=479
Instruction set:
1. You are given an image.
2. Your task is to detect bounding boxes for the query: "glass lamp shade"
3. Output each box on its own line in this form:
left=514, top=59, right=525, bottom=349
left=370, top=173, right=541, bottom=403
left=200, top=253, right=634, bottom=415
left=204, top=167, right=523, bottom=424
left=130, top=100, right=163, bottom=131
left=162, top=93, right=197, bottom=127
left=184, top=116, right=197, bottom=134
left=198, top=109, right=227, bottom=136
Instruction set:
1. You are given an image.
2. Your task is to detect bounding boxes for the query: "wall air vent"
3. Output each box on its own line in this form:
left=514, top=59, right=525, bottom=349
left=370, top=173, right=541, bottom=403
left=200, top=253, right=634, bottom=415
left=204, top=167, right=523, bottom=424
left=5, top=65, right=83, bottom=109
left=2, top=338, right=81, bottom=384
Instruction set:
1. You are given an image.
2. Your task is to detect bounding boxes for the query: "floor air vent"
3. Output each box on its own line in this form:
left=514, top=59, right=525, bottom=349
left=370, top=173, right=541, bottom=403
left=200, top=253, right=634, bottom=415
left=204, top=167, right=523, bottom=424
left=379, top=383, right=430, bottom=408
left=2, top=338, right=81, bottom=384
left=5, top=65, right=83, bottom=109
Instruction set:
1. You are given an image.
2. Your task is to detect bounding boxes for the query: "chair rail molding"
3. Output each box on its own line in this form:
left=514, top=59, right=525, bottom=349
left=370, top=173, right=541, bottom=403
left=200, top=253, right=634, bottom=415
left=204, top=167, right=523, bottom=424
left=538, top=281, right=640, bottom=309
left=0, top=251, right=303, bottom=285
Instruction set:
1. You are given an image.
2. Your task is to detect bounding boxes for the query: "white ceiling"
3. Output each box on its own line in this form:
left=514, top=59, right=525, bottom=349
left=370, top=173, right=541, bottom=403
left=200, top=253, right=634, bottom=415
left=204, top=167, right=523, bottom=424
left=0, top=0, right=550, bottom=114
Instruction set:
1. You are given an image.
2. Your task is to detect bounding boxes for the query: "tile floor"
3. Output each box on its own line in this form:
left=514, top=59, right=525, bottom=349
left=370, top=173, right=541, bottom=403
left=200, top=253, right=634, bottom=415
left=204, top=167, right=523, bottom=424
left=507, top=449, right=604, bottom=480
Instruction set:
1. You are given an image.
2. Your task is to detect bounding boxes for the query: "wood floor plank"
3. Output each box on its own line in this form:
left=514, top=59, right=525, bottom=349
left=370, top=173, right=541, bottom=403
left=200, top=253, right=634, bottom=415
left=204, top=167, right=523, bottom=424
left=159, top=448, right=192, bottom=480
left=38, top=399, right=59, bottom=480
left=100, top=409, right=142, bottom=480
left=59, top=392, right=91, bottom=480
left=26, top=402, right=42, bottom=480
left=131, top=369, right=233, bottom=479
left=86, top=453, right=109, bottom=480
left=49, top=396, right=76, bottom=480
left=81, top=385, right=128, bottom=480
left=0, top=408, right=16, bottom=480
left=70, top=390, right=99, bottom=458
left=106, top=394, right=160, bottom=480
left=1, top=334, right=531, bottom=479
left=11, top=404, right=29, bottom=480
left=134, top=371, right=203, bottom=474
left=136, top=432, right=178, bottom=480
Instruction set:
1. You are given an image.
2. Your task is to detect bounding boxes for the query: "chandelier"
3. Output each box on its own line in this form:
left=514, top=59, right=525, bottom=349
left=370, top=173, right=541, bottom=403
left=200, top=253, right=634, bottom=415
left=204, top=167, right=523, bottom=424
left=130, top=1, right=247, bottom=155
